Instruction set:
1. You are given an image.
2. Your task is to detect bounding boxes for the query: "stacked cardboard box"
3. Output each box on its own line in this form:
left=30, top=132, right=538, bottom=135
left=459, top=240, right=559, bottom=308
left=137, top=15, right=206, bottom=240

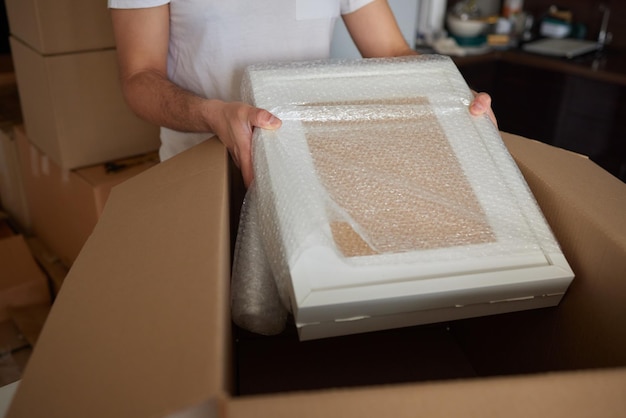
left=0, top=230, right=49, bottom=329
left=0, top=222, right=51, bottom=387
left=5, top=0, right=160, bottom=170
left=2, top=1, right=161, bottom=272
left=14, top=125, right=158, bottom=270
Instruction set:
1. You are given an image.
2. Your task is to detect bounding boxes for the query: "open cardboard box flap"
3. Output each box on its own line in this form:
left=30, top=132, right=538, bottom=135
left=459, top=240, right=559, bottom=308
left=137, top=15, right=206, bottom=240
left=8, top=138, right=232, bottom=418
left=224, top=367, right=626, bottom=417
left=7, top=133, right=626, bottom=417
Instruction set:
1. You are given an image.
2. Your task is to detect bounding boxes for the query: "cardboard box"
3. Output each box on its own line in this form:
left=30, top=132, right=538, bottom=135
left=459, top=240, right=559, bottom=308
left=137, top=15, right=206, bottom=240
left=0, top=319, right=29, bottom=355
left=0, top=320, right=30, bottom=387
left=0, top=303, right=51, bottom=388
left=0, top=235, right=50, bottom=324
left=453, top=135, right=626, bottom=374
left=0, top=304, right=50, bottom=387
left=5, top=0, right=115, bottom=55
left=8, top=303, right=50, bottom=348
left=6, top=134, right=626, bottom=417
left=24, top=237, right=70, bottom=298
left=9, top=37, right=160, bottom=170
left=15, top=125, right=158, bottom=268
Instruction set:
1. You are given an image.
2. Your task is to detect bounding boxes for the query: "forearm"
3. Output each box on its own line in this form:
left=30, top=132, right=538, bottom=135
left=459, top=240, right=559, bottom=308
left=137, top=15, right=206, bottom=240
left=120, top=69, right=221, bottom=134
left=110, top=6, right=281, bottom=187
left=343, top=0, right=416, bottom=58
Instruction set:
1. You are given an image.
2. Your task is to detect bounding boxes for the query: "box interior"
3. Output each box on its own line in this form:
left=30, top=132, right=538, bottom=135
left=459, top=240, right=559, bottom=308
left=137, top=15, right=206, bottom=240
left=230, top=155, right=475, bottom=395
left=231, top=131, right=626, bottom=395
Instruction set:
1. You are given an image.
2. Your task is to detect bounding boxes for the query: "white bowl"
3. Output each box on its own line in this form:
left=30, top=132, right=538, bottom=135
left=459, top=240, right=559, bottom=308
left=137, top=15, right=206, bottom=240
left=446, top=14, right=488, bottom=38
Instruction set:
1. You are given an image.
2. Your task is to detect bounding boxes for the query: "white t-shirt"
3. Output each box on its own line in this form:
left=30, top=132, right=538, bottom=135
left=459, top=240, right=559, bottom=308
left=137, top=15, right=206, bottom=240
left=108, top=0, right=375, bottom=160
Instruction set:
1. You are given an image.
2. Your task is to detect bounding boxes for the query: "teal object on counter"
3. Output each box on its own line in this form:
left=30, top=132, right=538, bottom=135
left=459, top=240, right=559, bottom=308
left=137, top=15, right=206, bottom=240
left=452, top=34, right=487, bottom=47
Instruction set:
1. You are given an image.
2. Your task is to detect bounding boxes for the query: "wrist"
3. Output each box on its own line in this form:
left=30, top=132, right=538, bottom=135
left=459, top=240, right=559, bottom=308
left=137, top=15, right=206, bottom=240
left=196, top=98, right=226, bottom=134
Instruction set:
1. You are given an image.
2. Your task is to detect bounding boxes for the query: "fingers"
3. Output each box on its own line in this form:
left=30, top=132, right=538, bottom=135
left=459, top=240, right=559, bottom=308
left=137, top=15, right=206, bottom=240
left=469, top=92, right=491, bottom=115
left=251, top=108, right=282, bottom=130
left=240, top=152, right=253, bottom=188
left=469, top=91, right=498, bottom=128
left=239, top=108, right=282, bottom=188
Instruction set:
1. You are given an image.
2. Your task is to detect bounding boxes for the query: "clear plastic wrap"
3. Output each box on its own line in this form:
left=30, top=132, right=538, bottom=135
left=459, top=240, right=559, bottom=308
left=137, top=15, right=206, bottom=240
left=231, top=55, right=573, bottom=339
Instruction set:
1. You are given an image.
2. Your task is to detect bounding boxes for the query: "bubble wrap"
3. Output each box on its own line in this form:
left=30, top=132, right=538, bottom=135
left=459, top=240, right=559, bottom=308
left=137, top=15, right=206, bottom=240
left=231, top=55, right=571, bottom=338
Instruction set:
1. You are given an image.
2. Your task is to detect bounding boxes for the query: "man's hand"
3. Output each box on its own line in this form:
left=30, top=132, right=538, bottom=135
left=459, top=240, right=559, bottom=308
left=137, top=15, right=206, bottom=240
left=342, top=1, right=498, bottom=129
left=470, top=91, right=498, bottom=128
left=208, top=101, right=282, bottom=188
left=218, top=92, right=496, bottom=189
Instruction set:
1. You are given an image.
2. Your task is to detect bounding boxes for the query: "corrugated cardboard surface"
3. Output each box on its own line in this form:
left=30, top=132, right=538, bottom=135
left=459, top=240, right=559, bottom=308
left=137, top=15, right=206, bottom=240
left=24, top=237, right=70, bottom=297
left=0, top=227, right=51, bottom=386
left=9, top=37, right=159, bottom=170
left=0, top=320, right=29, bottom=355
left=15, top=125, right=157, bottom=267
left=453, top=134, right=626, bottom=375
left=7, top=139, right=231, bottom=418
left=0, top=320, right=31, bottom=387
left=5, top=0, right=115, bottom=55
left=0, top=235, right=50, bottom=323
left=6, top=134, right=626, bottom=417
left=8, top=303, right=50, bottom=348
left=227, top=367, right=626, bottom=418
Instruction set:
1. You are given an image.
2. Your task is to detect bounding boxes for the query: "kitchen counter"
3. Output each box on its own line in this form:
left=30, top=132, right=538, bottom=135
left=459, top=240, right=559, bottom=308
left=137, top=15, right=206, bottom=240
left=451, top=46, right=626, bottom=87
left=440, top=44, right=626, bottom=182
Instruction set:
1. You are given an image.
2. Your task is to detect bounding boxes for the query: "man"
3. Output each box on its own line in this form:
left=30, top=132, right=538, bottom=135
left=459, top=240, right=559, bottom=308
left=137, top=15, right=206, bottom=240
left=109, top=0, right=496, bottom=187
